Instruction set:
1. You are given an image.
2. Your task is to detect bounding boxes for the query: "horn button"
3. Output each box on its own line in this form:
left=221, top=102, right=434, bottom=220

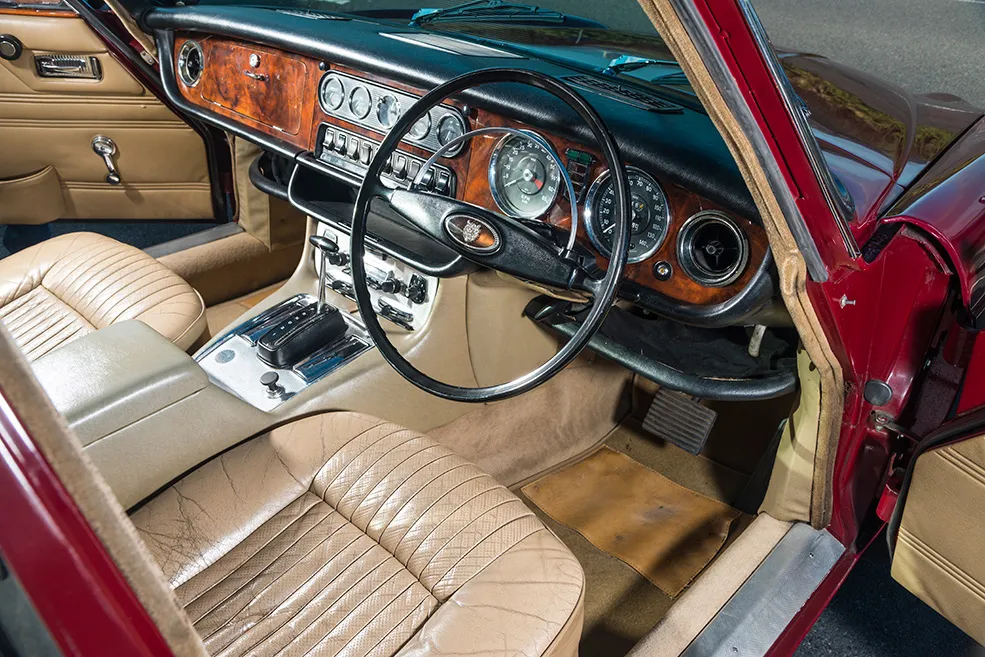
left=443, top=213, right=502, bottom=254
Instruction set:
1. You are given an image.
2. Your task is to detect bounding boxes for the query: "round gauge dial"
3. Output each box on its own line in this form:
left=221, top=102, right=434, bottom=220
left=377, top=94, right=401, bottom=128
left=409, top=113, right=431, bottom=140
left=585, top=167, right=671, bottom=263
left=489, top=132, right=561, bottom=219
left=318, top=75, right=345, bottom=112
left=437, top=114, right=466, bottom=147
left=349, top=86, right=372, bottom=119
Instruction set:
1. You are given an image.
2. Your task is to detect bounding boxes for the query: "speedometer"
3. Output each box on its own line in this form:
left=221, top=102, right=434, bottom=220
left=488, top=132, right=561, bottom=219
left=585, top=167, right=671, bottom=263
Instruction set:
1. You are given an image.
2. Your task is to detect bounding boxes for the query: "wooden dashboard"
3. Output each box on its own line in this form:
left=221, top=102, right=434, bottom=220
left=174, top=34, right=767, bottom=306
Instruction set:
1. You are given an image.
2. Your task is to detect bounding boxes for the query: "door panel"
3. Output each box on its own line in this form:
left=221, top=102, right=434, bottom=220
left=0, top=10, right=213, bottom=222
left=892, top=432, right=985, bottom=644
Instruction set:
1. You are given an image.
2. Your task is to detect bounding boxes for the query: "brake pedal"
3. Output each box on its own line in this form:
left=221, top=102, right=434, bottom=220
left=642, top=389, right=717, bottom=455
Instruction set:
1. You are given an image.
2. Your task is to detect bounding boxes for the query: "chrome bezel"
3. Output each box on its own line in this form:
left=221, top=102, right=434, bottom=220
left=177, top=40, right=204, bottom=88
left=348, top=85, right=372, bottom=119
left=676, top=211, right=749, bottom=287
left=584, top=166, right=671, bottom=264
left=376, top=93, right=402, bottom=129
left=408, top=113, right=432, bottom=141
left=487, top=130, right=562, bottom=220
left=318, top=74, right=345, bottom=113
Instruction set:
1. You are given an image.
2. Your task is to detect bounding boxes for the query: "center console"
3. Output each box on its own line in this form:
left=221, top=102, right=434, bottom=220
left=197, top=293, right=372, bottom=412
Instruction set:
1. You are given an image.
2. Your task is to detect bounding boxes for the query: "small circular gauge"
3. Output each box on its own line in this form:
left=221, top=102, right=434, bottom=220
left=409, top=113, right=431, bottom=140
left=377, top=94, right=402, bottom=128
left=318, top=74, right=345, bottom=112
left=349, top=86, right=372, bottom=119
left=437, top=114, right=466, bottom=147
left=585, top=167, right=671, bottom=263
left=489, top=132, right=561, bottom=219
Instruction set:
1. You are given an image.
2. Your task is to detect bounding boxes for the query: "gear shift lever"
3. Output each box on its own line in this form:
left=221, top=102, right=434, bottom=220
left=309, top=234, right=339, bottom=313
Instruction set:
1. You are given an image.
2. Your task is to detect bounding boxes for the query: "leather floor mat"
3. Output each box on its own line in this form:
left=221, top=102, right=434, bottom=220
left=522, top=446, right=741, bottom=596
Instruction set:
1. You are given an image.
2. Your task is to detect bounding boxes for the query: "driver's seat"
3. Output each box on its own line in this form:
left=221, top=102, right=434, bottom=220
left=131, top=411, right=585, bottom=657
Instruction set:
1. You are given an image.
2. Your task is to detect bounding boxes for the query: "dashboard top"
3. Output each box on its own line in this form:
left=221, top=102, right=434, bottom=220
left=143, top=4, right=758, bottom=220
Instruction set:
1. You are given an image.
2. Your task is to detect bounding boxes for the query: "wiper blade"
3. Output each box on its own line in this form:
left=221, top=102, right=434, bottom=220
left=411, top=0, right=564, bottom=26
left=602, top=55, right=678, bottom=76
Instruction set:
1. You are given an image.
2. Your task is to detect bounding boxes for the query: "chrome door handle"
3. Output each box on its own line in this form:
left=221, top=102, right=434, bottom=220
left=91, top=136, right=121, bottom=185
left=34, top=54, right=101, bottom=80
left=243, top=70, right=268, bottom=81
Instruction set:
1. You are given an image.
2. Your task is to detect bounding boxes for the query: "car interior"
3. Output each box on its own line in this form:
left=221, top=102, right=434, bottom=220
left=0, top=1, right=846, bottom=656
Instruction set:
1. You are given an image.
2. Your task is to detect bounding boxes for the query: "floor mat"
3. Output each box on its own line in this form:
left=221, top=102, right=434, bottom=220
left=522, top=446, right=741, bottom=596
left=205, top=281, right=284, bottom=336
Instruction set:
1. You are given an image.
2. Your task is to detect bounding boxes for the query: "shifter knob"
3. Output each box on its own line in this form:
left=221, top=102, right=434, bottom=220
left=309, top=234, right=339, bottom=253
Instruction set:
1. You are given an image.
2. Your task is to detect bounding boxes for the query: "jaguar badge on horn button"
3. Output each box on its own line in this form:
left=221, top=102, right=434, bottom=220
left=444, top=214, right=501, bottom=254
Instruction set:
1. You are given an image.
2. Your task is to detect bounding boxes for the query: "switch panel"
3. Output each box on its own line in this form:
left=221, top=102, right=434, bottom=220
left=314, top=222, right=438, bottom=331
left=316, top=124, right=456, bottom=196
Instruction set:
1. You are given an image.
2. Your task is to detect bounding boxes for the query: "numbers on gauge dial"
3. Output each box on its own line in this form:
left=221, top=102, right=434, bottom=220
left=489, top=133, right=561, bottom=219
left=586, top=168, right=670, bottom=264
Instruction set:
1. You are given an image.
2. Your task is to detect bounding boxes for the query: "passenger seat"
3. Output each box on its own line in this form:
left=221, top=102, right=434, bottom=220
left=0, top=232, right=206, bottom=361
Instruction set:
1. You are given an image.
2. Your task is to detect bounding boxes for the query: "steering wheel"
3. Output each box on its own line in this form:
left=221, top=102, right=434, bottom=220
left=351, top=68, right=630, bottom=402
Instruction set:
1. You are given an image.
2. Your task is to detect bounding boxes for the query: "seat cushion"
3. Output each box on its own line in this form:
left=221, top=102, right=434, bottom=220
left=131, top=412, right=585, bottom=657
left=0, top=232, right=205, bottom=360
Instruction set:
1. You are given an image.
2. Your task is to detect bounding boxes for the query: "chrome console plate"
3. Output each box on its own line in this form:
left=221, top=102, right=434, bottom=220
left=196, top=294, right=372, bottom=412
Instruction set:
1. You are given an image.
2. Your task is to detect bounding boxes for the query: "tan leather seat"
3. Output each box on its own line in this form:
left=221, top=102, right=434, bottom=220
left=131, top=412, right=585, bottom=657
left=0, top=232, right=205, bottom=360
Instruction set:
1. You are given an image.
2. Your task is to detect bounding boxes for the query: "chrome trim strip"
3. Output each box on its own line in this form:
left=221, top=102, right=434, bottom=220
left=736, top=0, right=860, bottom=258
left=682, top=523, right=845, bottom=657
left=670, top=1, right=829, bottom=281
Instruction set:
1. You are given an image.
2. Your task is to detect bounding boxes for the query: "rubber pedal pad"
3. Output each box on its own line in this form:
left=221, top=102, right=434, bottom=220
left=642, top=389, right=718, bottom=455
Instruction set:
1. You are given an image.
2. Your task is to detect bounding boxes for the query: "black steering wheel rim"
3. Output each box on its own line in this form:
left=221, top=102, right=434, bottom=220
left=350, top=67, right=630, bottom=403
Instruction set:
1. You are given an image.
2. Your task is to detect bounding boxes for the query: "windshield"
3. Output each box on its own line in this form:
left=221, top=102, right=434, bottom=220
left=210, top=0, right=696, bottom=94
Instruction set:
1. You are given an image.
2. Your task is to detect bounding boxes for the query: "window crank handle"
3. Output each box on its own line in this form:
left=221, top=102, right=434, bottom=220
left=91, top=135, right=122, bottom=185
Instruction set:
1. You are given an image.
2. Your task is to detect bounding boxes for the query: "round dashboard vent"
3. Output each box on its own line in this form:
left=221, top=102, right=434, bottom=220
left=177, top=40, right=204, bottom=88
left=677, top=211, right=750, bottom=287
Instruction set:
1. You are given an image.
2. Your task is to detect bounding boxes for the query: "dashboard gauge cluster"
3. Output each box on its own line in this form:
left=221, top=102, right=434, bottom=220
left=317, top=71, right=467, bottom=156
left=585, top=167, right=671, bottom=264
left=488, top=132, right=562, bottom=219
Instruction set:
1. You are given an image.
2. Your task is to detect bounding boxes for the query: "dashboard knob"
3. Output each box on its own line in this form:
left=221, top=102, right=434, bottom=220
left=379, top=277, right=402, bottom=295
left=260, top=371, right=284, bottom=397
left=327, top=251, right=348, bottom=267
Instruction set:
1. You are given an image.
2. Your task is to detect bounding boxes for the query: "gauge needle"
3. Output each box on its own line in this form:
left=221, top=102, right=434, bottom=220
left=602, top=223, right=615, bottom=234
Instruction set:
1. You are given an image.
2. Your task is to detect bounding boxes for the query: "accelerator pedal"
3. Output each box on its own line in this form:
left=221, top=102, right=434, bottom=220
left=642, top=389, right=717, bottom=455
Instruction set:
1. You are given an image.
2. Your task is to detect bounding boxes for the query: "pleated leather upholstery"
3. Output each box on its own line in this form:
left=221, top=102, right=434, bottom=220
left=0, top=232, right=205, bottom=360
left=132, top=412, right=584, bottom=657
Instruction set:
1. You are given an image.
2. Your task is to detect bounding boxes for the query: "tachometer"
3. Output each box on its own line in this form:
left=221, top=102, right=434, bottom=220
left=489, top=132, right=561, bottom=219
left=585, top=167, right=670, bottom=263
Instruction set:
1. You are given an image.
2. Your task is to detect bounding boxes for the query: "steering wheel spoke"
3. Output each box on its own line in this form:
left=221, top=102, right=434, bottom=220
left=385, top=188, right=583, bottom=290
